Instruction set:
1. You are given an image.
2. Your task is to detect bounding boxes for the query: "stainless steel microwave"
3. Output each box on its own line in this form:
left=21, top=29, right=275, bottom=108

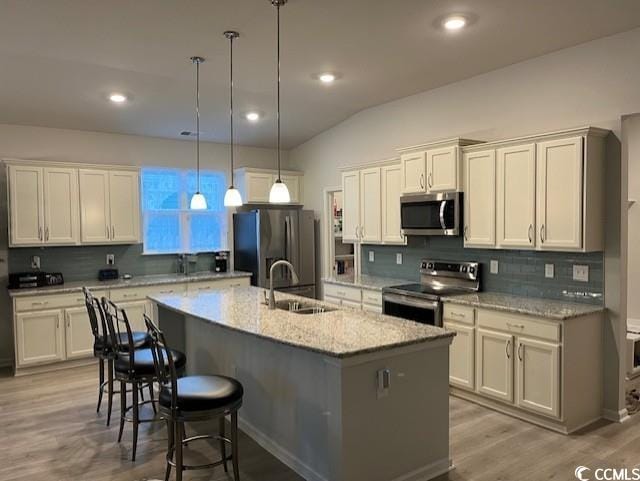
left=400, top=192, right=461, bottom=236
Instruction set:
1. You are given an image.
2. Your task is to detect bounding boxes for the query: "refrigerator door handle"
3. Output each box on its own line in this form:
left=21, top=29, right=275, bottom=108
left=285, top=215, right=293, bottom=279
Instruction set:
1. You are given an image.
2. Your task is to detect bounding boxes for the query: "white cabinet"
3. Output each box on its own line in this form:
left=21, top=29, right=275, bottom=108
left=15, top=310, right=65, bottom=366
left=445, top=322, right=475, bottom=390
left=118, top=300, right=149, bottom=332
left=79, top=169, right=140, bottom=244
left=463, top=149, right=496, bottom=247
left=516, top=337, right=560, bottom=418
left=400, top=152, right=426, bottom=194
left=341, top=170, right=361, bottom=242
left=8, top=164, right=79, bottom=246
left=476, top=328, right=514, bottom=403
left=380, top=164, right=405, bottom=244
left=427, top=146, right=458, bottom=192
left=64, top=306, right=95, bottom=359
left=235, top=168, right=304, bottom=204
left=359, top=167, right=381, bottom=243
left=244, top=171, right=274, bottom=203
left=280, top=174, right=302, bottom=204
left=536, top=137, right=583, bottom=250
left=496, top=144, right=536, bottom=248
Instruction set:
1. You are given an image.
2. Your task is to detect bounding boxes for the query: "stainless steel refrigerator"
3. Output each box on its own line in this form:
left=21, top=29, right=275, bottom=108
left=233, top=208, right=316, bottom=299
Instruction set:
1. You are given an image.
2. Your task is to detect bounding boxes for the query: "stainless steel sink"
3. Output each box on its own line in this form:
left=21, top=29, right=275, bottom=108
left=274, top=299, right=336, bottom=315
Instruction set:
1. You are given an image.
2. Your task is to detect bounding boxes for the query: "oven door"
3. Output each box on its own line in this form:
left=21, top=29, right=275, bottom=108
left=400, top=192, right=460, bottom=236
left=382, top=292, right=442, bottom=327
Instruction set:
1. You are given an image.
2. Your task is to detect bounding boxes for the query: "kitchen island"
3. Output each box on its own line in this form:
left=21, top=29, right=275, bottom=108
left=149, top=286, right=454, bottom=481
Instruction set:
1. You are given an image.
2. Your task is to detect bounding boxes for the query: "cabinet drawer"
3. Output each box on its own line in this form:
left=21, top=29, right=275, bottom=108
left=15, top=290, right=108, bottom=312
left=361, top=289, right=382, bottom=307
left=477, top=309, right=560, bottom=342
left=362, top=303, right=382, bottom=314
left=323, top=283, right=362, bottom=302
left=110, top=286, right=149, bottom=302
left=342, top=299, right=363, bottom=309
left=443, top=304, right=475, bottom=325
left=323, top=295, right=342, bottom=306
left=188, top=278, right=248, bottom=292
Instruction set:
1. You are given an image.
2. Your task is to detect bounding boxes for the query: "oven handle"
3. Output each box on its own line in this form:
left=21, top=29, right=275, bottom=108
left=382, top=292, right=439, bottom=310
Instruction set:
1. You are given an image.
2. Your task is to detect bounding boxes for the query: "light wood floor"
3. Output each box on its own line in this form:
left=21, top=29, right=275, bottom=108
left=1, top=365, right=639, bottom=481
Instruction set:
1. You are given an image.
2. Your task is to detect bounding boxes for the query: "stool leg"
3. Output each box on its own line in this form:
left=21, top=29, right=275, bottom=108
left=106, top=359, right=114, bottom=426
left=149, top=382, right=157, bottom=414
left=117, top=381, right=126, bottom=443
left=97, top=357, right=104, bottom=412
left=219, top=416, right=228, bottom=473
left=231, top=412, right=240, bottom=481
left=132, top=383, right=139, bottom=462
left=175, top=421, right=184, bottom=481
left=164, top=419, right=174, bottom=481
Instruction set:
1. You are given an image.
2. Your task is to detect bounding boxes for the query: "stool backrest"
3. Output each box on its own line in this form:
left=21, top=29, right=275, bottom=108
left=83, top=287, right=107, bottom=348
left=102, top=298, right=136, bottom=372
left=144, top=314, right=178, bottom=409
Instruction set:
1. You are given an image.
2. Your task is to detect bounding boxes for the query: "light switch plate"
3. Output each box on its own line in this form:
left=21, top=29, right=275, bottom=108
left=106, top=254, right=115, bottom=265
left=545, top=264, right=555, bottom=279
left=396, top=253, right=403, bottom=265
left=490, top=260, right=499, bottom=274
left=31, top=255, right=40, bottom=269
left=573, top=265, right=589, bottom=282
left=369, top=251, right=375, bottom=262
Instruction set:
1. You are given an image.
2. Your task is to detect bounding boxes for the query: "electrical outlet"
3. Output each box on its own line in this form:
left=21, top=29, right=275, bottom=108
left=106, top=254, right=115, bottom=265
left=396, top=253, right=403, bottom=265
left=545, top=264, right=555, bottom=279
left=490, top=260, right=499, bottom=274
left=573, top=265, right=589, bottom=282
left=31, top=255, right=40, bottom=269
left=369, top=251, right=375, bottom=262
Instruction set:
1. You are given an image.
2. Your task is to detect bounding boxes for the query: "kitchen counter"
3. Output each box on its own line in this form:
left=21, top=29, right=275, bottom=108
left=8, top=271, right=252, bottom=297
left=322, top=273, right=410, bottom=291
left=442, top=292, right=605, bottom=320
left=150, top=285, right=452, bottom=358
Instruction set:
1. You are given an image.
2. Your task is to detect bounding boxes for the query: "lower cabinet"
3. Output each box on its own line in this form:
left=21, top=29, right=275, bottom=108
left=15, top=310, right=65, bottom=366
left=476, top=328, right=514, bottom=403
left=323, top=282, right=383, bottom=313
left=516, top=337, right=561, bottom=418
left=64, top=306, right=96, bottom=359
left=444, top=322, right=475, bottom=390
left=118, top=300, right=151, bottom=332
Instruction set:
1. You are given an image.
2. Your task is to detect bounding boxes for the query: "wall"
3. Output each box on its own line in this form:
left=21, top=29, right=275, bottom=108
left=290, top=29, right=640, bottom=419
left=626, top=114, right=640, bottom=326
left=0, top=124, right=287, bottom=367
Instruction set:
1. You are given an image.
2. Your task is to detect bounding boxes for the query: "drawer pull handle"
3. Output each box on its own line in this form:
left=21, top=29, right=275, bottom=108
left=159, top=290, right=174, bottom=294
left=450, top=311, right=465, bottom=318
left=506, top=322, right=525, bottom=329
left=32, top=301, right=48, bottom=306
left=518, top=343, right=524, bottom=361
left=506, top=339, right=511, bottom=359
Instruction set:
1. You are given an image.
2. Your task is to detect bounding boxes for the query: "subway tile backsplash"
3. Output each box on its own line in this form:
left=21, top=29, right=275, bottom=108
left=360, top=236, right=603, bottom=304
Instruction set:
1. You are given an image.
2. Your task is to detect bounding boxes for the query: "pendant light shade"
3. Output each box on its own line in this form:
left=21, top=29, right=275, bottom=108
left=190, top=56, right=207, bottom=210
left=269, top=0, right=290, bottom=204
left=223, top=31, right=243, bottom=208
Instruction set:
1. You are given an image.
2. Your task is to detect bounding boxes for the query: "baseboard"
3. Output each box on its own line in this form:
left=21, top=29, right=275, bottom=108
left=391, top=458, right=452, bottom=481
left=14, top=358, right=96, bottom=377
left=602, top=407, right=630, bottom=423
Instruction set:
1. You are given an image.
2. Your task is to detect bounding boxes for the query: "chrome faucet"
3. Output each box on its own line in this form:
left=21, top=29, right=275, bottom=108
left=269, top=260, right=299, bottom=309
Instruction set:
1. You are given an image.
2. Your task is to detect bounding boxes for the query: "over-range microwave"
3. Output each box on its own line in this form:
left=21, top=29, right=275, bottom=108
left=400, top=192, right=462, bottom=236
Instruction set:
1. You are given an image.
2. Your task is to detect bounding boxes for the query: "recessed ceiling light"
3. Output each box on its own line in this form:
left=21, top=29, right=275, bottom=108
left=319, top=73, right=336, bottom=84
left=443, top=15, right=467, bottom=30
left=109, top=93, right=127, bottom=103
left=246, top=112, right=260, bottom=122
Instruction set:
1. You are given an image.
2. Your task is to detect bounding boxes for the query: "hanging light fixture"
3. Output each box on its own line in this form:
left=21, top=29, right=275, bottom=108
left=269, top=0, right=291, bottom=204
left=189, top=56, right=208, bottom=210
left=223, top=31, right=243, bottom=207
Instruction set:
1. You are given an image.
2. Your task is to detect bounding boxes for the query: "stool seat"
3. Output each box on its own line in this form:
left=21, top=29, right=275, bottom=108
left=115, top=348, right=186, bottom=377
left=95, top=331, right=149, bottom=353
left=159, top=375, right=244, bottom=412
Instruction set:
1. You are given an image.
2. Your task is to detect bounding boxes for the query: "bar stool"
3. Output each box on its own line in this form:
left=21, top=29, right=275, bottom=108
left=102, top=298, right=186, bottom=461
left=144, top=314, right=243, bottom=481
left=83, top=287, right=149, bottom=426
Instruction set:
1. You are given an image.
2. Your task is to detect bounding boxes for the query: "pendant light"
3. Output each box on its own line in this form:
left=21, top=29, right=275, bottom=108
left=190, top=56, right=207, bottom=210
left=269, top=0, right=291, bottom=204
left=223, top=31, right=243, bottom=207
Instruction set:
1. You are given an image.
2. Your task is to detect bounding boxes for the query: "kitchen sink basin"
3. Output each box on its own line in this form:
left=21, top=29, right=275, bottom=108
left=274, top=299, right=337, bottom=315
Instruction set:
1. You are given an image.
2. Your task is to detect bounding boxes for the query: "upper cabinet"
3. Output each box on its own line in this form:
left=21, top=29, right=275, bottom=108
left=234, top=167, right=304, bottom=205
left=462, top=127, right=607, bottom=253
left=341, top=170, right=360, bottom=243
left=359, top=167, right=381, bottom=243
left=7, top=160, right=140, bottom=247
left=399, top=152, right=426, bottom=194
left=380, top=164, right=404, bottom=244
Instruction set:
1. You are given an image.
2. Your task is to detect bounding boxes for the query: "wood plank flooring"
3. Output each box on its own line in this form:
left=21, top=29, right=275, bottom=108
left=1, top=365, right=639, bottom=481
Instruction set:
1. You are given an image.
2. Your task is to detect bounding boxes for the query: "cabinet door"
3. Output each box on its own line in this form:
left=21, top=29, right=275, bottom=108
left=427, top=146, right=458, bottom=193
left=15, top=309, right=65, bottom=367
left=400, top=152, right=426, bottom=194
left=64, top=306, right=95, bottom=359
left=516, top=337, right=561, bottom=419
left=476, top=329, right=514, bottom=403
left=381, top=164, right=405, bottom=244
left=359, top=167, right=381, bottom=243
left=8, top=165, right=44, bottom=245
left=536, top=137, right=583, bottom=250
left=43, top=167, right=79, bottom=245
left=341, top=170, right=361, bottom=242
left=496, top=144, right=536, bottom=249
left=464, top=150, right=496, bottom=247
left=246, top=172, right=275, bottom=203
left=445, top=322, right=475, bottom=391
left=79, top=169, right=111, bottom=243
left=118, top=301, right=148, bottom=333
left=280, top=174, right=301, bottom=204
left=109, top=171, right=140, bottom=243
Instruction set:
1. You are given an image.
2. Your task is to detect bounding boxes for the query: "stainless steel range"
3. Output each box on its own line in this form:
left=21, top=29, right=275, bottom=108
left=382, top=259, right=480, bottom=327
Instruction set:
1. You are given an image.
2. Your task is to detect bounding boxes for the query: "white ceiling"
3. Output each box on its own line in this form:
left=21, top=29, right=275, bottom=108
left=1, top=0, right=640, bottom=149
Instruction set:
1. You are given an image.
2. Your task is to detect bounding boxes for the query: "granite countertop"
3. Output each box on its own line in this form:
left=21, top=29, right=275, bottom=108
left=8, top=271, right=252, bottom=297
left=150, top=285, right=453, bottom=358
left=322, top=274, right=410, bottom=291
left=442, top=292, right=605, bottom=320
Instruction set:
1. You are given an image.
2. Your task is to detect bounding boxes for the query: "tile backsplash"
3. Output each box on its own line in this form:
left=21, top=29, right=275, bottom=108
left=8, top=244, right=218, bottom=282
left=361, top=236, right=603, bottom=304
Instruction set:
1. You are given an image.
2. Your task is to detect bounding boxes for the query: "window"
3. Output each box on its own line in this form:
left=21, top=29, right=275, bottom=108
left=141, top=168, right=228, bottom=254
